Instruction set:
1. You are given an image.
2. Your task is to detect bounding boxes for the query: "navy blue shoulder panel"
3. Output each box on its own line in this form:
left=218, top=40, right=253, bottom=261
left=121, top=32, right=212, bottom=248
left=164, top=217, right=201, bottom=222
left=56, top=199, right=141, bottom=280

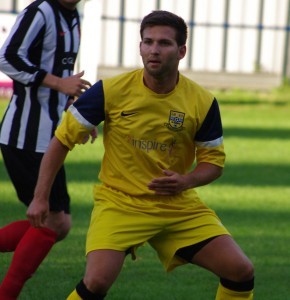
left=73, top=80, right=105, bottom=126
left=195, top=98, right=223, bottom=142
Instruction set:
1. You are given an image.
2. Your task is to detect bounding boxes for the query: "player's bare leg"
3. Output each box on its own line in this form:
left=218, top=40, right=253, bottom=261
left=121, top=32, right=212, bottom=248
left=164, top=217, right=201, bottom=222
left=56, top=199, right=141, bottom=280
left=192, top=235, right=254, bottom=299
left=67, top=250, right=126, bottom=299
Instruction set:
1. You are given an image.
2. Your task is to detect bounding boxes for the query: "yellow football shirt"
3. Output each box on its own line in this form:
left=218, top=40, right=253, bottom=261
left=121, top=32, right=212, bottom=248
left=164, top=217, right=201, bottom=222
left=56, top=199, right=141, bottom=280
left=55, top=69, right=225, bottom=196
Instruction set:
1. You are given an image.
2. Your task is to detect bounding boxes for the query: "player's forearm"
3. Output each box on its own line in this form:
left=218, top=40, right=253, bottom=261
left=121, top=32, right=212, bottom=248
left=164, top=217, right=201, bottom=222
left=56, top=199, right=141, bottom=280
left=42, top=73, right=62, bottom=92
left=33, top=137, right=69, bottom=201
left=185, top=162, right=223, bottom=189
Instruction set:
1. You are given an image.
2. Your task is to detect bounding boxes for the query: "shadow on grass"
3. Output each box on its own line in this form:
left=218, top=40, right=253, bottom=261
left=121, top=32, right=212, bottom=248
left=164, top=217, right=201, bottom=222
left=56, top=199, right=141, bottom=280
left=64, top=161, right=289, bottom=187
left=65, top=160, right=289, bottom=187
left=1, top=159, right=288, bottom=187
left=224, top=127, right=289, bottom=140
left=220, top=163, right=289, bottom=186
left=65, top=160, right=102, bottom=183
left=219, top=99, right=289, bottom=106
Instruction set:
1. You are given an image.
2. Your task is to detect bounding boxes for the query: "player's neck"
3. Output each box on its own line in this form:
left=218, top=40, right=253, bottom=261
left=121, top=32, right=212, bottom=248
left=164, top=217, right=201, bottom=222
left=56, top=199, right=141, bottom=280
left=143, top=71, right=179, bottom=94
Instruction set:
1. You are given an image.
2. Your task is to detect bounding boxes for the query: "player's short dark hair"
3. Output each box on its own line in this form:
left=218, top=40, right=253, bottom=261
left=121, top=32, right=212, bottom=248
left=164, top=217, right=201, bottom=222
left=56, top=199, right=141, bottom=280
left=140, top=10, right=188, bottom=46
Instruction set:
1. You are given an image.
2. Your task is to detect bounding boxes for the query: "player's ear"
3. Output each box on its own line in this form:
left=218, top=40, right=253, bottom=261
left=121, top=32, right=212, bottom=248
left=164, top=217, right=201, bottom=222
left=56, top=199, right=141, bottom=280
left=178, top=45, right=186, bottom=60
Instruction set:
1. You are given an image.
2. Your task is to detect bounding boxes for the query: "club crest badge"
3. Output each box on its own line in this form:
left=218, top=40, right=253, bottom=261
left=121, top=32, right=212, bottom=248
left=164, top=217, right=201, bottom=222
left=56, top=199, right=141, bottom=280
left=165, top=110, right=185, bottom=131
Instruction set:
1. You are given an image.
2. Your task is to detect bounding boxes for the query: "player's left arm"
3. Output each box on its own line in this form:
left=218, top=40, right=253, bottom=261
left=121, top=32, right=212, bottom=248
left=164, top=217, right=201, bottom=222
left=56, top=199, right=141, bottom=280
left=148, top=98, right=225, bottom=195
left=147, top=162, right=222, bottom=195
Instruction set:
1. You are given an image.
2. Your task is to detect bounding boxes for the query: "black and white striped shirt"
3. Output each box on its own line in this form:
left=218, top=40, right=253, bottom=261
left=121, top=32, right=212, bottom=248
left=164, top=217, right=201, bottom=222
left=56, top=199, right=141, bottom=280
left=0, top=0, right=80, bottom=152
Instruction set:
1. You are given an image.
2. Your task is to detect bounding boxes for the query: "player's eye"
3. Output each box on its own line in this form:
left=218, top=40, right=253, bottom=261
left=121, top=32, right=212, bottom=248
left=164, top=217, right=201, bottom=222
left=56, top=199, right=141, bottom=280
left=143, top=39, right=153, bottom=45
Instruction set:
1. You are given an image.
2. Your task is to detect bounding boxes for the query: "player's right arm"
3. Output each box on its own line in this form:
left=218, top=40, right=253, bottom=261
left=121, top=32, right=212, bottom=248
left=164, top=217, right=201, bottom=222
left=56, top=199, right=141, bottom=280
left=0, top=7, right=48, bottom=86
left=27, top=81, right=106, bottom=227
left=0, top=7, right=91, bottom=97
left=26, top=137, right=69, bottom=228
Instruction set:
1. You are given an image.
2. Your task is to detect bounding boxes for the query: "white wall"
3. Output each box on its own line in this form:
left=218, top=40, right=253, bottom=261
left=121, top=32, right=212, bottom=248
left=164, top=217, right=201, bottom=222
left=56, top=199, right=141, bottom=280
left=98, top=0, right=288, bottom=74
left=0, top=0, right=289, bottom=86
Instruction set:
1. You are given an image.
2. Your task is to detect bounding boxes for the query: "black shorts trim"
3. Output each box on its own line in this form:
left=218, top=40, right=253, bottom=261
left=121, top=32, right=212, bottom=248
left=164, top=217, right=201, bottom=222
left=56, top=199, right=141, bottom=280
left=175, top=236, right=218, bottom=262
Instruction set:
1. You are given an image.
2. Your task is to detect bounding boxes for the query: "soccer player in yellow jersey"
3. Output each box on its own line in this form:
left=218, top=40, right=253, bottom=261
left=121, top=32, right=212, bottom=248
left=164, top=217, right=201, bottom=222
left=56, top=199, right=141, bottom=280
left=27, top=10, right=254, bottom=300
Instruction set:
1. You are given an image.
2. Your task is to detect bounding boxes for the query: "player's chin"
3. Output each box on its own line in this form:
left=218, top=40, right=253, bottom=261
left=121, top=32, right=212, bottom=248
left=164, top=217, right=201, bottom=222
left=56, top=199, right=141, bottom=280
left=146, top=68, right=163, bottom=78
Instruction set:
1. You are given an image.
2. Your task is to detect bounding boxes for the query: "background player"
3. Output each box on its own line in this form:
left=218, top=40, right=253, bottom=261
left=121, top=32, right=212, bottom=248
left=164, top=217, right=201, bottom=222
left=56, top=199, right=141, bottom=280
left=0, top=0, right=93, bottom=298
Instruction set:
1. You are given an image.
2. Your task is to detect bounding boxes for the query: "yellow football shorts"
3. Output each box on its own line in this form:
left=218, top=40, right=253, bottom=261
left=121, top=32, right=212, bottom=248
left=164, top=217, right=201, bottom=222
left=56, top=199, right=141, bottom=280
left=86, top=184, right=230, bottom=272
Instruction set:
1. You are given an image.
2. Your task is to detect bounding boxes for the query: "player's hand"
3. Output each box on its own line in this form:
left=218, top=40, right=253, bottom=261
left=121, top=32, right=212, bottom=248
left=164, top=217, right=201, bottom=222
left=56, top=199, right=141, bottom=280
left=59, top=70, right=91, bottom=97
left=26, top=198, right=49, bottom=228
left=82, top=127, right=98, bottom=144
left=147, top=170, right=189, bottom=195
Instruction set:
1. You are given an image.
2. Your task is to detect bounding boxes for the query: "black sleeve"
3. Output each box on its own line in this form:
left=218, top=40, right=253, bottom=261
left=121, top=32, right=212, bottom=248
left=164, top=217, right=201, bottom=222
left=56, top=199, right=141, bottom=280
left=72, top=80, right=105, bottom=126
left=194, top=98, right=223, bottom=142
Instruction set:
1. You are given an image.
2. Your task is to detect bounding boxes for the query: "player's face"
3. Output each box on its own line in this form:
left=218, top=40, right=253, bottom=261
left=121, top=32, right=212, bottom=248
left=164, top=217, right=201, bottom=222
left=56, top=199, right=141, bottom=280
left=140, top=26, right=186, bottom=78
left=57, top=0, right=81, bottom=10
